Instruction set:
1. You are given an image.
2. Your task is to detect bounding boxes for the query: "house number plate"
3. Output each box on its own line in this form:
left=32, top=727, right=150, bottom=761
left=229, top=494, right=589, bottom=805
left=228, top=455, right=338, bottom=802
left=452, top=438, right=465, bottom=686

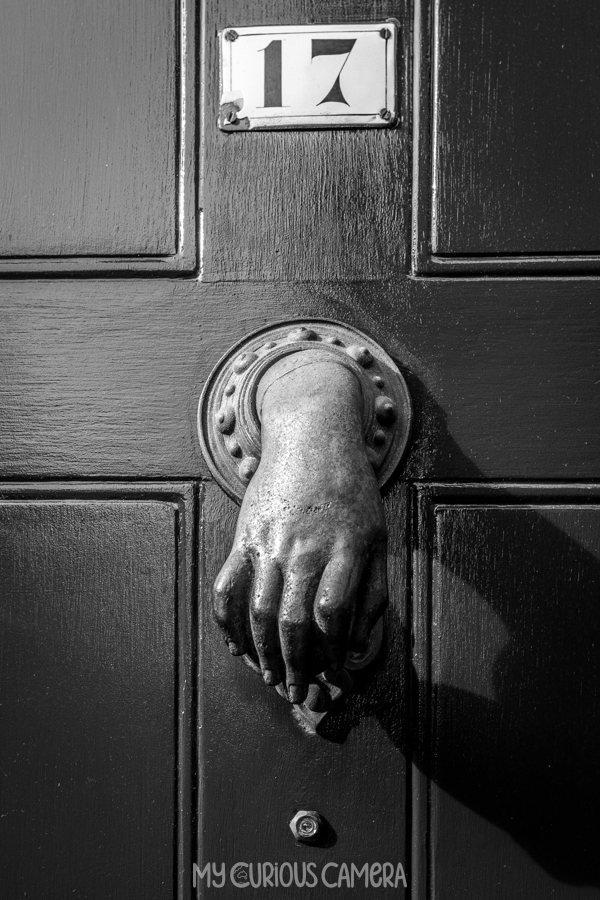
left=218, top=22, right=398, bottom=131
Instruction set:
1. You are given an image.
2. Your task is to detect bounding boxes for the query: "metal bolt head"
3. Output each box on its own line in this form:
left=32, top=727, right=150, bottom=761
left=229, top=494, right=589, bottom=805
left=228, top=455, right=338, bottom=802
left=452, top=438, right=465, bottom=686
left=223, top=110, right=238, bottom=125
left=290, top=810, right=324, bottom=845
left=380, top=108, right=393, bottom=122
left=299, top=817, right=318, bottom=838
left=380, top=27, right=391, bottom=39
left=224, top=29, right=238, bottom=41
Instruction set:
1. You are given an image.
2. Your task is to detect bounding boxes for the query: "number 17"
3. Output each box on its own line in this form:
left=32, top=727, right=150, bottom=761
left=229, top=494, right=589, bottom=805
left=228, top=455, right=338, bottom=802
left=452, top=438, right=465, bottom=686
left=259, top=38, right=357, bottom=108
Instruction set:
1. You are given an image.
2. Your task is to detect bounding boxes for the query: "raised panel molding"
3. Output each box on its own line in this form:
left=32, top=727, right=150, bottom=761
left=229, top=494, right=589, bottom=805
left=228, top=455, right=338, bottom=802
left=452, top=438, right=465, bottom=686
left=0, top=0, right=196, bottom=276
left=413, top=0, right=600, bottom=274
left=0, top=482, right=196, bottom=899
left=413, top=483, right=600, bottom=899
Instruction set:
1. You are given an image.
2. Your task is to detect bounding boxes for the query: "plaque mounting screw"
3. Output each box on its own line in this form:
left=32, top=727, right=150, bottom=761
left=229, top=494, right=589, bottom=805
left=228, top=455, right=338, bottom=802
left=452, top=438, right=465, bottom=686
left=380, top=27, right=391, bottom=39
left=380, top=108, right=393, bottom=121
left=224, top=29, right=238, bottom=41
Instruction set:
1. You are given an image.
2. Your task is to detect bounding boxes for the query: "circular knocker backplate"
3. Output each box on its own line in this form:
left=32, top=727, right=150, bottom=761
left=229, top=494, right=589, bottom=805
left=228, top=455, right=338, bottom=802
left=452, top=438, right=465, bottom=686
left=198, top=319, right=412, bottom=503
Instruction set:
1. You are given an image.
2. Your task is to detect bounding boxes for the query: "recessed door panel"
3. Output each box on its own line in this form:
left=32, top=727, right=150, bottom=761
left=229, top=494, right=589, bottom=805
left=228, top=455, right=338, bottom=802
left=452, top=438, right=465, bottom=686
left=414, top=0, right=600, bottom=273
left=414, top=485, right=600, bottom=899
left=0, top=484, right=194, bottom=900
left=0, top=0, right=196, bottom=274
left=433, top=0, right=600, bottom=256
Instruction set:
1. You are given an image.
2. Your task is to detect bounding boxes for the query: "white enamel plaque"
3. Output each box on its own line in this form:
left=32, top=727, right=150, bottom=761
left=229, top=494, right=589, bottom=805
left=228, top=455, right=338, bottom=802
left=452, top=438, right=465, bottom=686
left=218, top=22, right=398, bottom=131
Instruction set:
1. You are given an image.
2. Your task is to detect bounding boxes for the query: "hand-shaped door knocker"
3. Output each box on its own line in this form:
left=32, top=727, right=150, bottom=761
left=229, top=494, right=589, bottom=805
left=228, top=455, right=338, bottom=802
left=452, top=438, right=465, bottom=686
left=198, top=320, right=412, bottom=734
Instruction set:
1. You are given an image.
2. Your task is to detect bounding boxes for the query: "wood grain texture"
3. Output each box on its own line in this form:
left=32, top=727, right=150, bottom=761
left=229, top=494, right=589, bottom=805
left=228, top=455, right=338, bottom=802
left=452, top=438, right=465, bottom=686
left=201, top=0, right=412, bottom=282
left=0, top=277, right=598, bottom=480
left=0, top=0, right=197, bottom=274
left=198, top=481, right=408, bottom=894
left=0, top=482, right=195, bottom=900
left=2, top=1, right=599, bottom=896
left=414, top=485, right=600, bottom=899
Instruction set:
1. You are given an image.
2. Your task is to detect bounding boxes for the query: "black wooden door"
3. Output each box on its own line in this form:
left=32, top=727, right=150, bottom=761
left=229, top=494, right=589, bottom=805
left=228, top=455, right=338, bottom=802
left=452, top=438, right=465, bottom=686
left=1, top=1, right=599, bottom=899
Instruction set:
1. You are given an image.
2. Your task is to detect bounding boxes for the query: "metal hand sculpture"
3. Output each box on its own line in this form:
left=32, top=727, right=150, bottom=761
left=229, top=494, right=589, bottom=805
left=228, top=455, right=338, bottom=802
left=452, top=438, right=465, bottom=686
left=198, top=321, right=411, bottom=727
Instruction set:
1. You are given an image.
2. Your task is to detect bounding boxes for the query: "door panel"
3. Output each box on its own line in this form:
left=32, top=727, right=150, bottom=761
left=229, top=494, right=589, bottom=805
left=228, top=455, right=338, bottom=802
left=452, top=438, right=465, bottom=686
left=0, top=484, right=195, bottom=900
left=414, top=485, right=600, bottom=898
left=414, top=0, right=600, bottom=274
left=432, top=0, right=600, bottom=257
left=0, top=0, right=196, bottom=274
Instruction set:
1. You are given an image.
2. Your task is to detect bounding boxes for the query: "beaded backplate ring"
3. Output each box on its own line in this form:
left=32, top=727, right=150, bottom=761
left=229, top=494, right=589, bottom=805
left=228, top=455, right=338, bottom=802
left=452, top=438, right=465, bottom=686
left=198, top=319, right=413, bottom=503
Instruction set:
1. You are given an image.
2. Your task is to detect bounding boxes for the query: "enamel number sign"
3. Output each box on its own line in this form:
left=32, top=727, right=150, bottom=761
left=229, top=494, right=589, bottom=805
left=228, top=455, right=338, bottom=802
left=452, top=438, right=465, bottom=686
left=219, top=22, right=398, bottom=131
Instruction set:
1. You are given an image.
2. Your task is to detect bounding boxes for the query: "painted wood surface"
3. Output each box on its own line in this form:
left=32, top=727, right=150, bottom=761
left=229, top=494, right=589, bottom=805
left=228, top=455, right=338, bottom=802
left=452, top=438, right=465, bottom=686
left=201, top=0, right=412, bottom=282
left=0, top=483, right=195, bottom=900
left=432, top=0, right=600, bottom=256
left=198, top=481, right=409, bottom=896
left=414, top=485, right=600, bottom=899
left=413, top=0, right=600, bottom=274
left=0, top=0, right=197, bottom=275
left=0, top=278, right=598, bottom=480
left=1, top=0, right=600, bottom=896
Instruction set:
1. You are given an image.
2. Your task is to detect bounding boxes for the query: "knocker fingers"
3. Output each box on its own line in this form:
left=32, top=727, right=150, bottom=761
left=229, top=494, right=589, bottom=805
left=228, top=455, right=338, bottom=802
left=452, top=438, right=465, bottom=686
left=348, top=547, right=389, bottom=654
left=278, top=562, right=322, bottom=704
left=213, top=548, right=253, bottom=656
left=314, top=550, right=367, bottom=673
left=249, top=558, right=284, bottom=687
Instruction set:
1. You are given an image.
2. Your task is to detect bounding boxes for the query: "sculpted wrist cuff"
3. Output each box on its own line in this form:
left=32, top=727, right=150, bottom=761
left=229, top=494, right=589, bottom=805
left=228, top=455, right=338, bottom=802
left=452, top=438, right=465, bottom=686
left=198, top=320, right=412, bottom=502
left=255, top=348, right=367, bottom=419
